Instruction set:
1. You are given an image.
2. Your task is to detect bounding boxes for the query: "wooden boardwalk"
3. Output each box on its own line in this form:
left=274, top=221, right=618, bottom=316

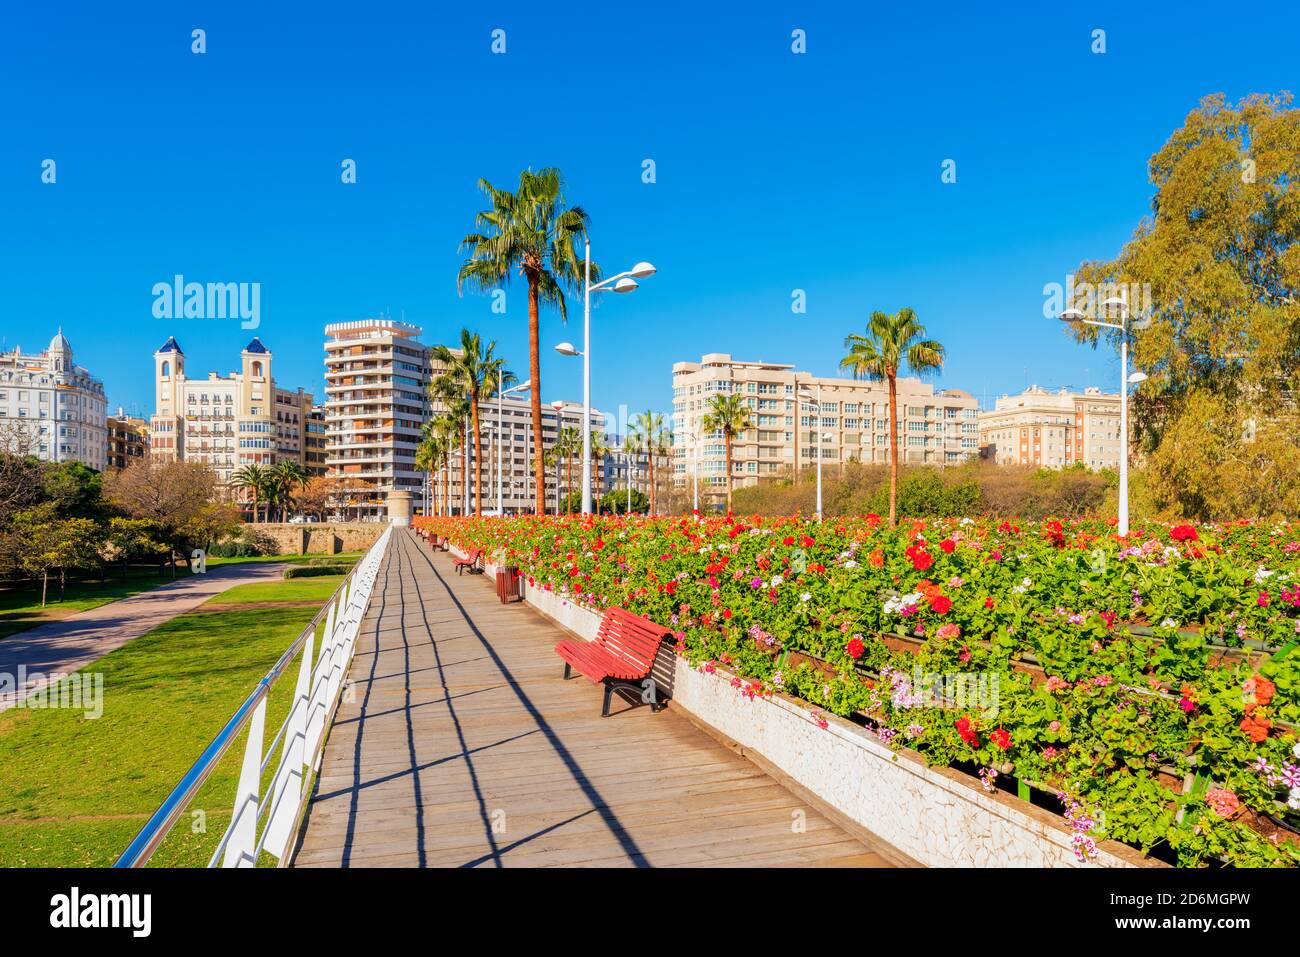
left=293, top=529, right=901, bottom=867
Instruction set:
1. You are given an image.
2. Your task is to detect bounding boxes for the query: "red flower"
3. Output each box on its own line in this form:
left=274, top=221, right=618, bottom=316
left=912, top=550, right=933, bottom=572
left=930, top=595, right=952, bottom=614
left=782, top=536, right=795, bottom=546
left=989, top=727, right=1011, bottom=750
left=940, top=538, right=956, bottom=553
left=954, top=717, right=979, bottom=747
left=845, top=637, right=865, bottom=659
left=983, top=597, right=996, bottom=610
left=869, top=548, right=884, bottom=568
left=722, top=608, right=733, bottom=619
left=1170, top=524, right=1199, bottom=542
left=801, top=535, right=815, bottom=548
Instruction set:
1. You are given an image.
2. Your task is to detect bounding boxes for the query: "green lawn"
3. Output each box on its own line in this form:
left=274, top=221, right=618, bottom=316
left=0, top=573, right=348, bottom=867
left=0, top=553, right=361, bottom=640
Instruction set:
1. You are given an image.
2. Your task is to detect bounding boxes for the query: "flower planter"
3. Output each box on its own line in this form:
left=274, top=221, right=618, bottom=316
left=492, top=560, right=1155, bottom=868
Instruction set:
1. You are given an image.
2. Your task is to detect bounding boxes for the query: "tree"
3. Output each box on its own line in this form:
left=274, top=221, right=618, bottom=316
left=457, top=168, right=594, bottom=514
left=12, top=505, right=103, bottom=606
left=296, top=475, right=347, bottom=520
left=231, top=464, right=268, bottom=523
left=840, top=308, right=945, bottom=526
left=1062, top=93, right=1300, bottom=519
left=104, top=459, right=238, bottom=571
left=105, top=517, right=164, bottom=581
left=701, top=393, right=752, bottom=515
left=431, top=330, right=512, bottom=516
left=270, top=461, right=308, bottom=521
left=598, top=487, right=648, bottom=515
left=629, top=411, right=667, bottom=515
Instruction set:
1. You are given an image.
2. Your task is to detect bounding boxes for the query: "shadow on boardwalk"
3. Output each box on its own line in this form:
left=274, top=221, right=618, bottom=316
left=293, top=529, right=899, bottom=868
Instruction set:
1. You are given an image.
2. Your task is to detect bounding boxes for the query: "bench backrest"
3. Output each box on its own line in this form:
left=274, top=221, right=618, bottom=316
left=594, top=607, right=670, bottom=672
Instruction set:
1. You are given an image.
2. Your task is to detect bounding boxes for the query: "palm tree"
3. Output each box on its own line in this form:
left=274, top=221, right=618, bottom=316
left=701, top=393, right=753, bottom=515
left=232, top=464, right=268, bottom=523
left=457, top=168, right=595, bottom=515
left=271, top=461, right=307, bottom=521
left=431, top=330, right=513, bottom=517
left=429, top=379, right=473, bottom=515
left=541, top=445, right=563, bottom=514
left=552, top=426, right=580, bottom=514
left=588, top=429, right=610, bottom=511
left=840, top=308, right=945, bottom=527
left=629, top=411, right=666, bottom=515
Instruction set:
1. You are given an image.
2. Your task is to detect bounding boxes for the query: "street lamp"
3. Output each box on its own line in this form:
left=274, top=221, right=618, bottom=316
left=1060, top=296, right=1143, bottom=535
left=562, top=237, right=656, bottom=516
left=497, top=376, right=530, bottom=515
left=798, top=384, right=825, bottom=522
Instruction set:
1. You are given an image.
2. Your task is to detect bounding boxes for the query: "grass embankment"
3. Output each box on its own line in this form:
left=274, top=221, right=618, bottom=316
left=0, top=553, right=361, bottom=640
left=0, top=572, right=352, bottom=867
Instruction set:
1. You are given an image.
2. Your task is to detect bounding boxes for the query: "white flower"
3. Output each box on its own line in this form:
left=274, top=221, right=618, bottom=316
left=960, top=517, right=974, bottom=526
left=770, top=574, right=784, bottom=587
left=1161, top=617, right=1178, bottom=628
left=800, top=591, right=811, bottom=602
left=1293, top=742, right=1300, bottom=760
left=1289, top=789, right=1300, bottom=812
left=843, top=559, right=858, bottom=569
left=1254, top=566, right=1275, bottom=584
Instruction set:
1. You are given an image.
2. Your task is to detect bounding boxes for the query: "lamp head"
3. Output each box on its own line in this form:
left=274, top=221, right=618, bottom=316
left=628, top=261, right=657, bottom=279
left=1059, top=308, right=1086, bottom=322
left=1128, top=371, right=1148, bottom=385
left=554, top=342, right=580, bottom=357
left=612, top=278, right=639, bottom=294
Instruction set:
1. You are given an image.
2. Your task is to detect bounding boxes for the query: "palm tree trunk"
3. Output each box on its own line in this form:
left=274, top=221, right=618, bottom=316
left=647, top=453, right=655, bottom=516
left=527, top=278, right=545, bottom=515
left=888, top=374, right=899, bottom=527
left=566, top=453, right=573, bottom=515
left=470, top=393, right=482, bottom=516
left=460, top=431, right=468, bottom=516
left=725, top=433, right=733, bottom=514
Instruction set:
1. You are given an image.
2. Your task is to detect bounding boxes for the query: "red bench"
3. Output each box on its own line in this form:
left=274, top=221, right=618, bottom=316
left=555, top=607, right=670, bottom=717
left=453, top=547, right=484, bottom=575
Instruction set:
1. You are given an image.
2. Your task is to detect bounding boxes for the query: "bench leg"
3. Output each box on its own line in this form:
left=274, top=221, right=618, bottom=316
left=602, top=681, right=614, bottom=718
left=563, top=662, right=573, bottom=680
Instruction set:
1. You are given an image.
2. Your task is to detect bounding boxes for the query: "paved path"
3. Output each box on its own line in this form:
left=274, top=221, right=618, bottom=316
left=294, top=530, right=902, bottom=868
left=0, top=562, right=286, bottom=710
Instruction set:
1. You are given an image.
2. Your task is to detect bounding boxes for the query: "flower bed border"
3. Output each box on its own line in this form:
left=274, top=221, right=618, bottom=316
left=460, top=545, right=1160, bottom=868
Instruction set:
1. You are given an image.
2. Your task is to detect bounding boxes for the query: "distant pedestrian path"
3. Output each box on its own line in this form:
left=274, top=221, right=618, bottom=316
left=0, top=563, right=286, bottom=710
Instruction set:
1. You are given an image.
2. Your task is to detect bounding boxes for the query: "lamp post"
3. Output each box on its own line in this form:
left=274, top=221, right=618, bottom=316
left=798, top=384, right=824, bottom=521
left=497, top=376, right=530, bottom=516
left=1060, top=296, right=1145, bottom=536
left=558, top=242, right=656, bottom=516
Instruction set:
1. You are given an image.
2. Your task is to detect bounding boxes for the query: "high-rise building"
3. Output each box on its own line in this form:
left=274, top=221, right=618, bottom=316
left=323, top=318, right=432, bottom=520
left=0, top=330, right=108, bottom=469
left=150, top=335, right=315, bottom=486
left=978, top=385, right=1122, bottom=469
left=304, top=405, right=328, bottom=476
left=671, top=353, right=980, bottom=502
left=106, top=407, right=149, bottom=470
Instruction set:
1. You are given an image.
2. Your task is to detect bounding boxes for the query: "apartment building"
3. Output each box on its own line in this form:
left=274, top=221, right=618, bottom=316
left=978, top=385, right=1121, bottom=469
left=671, top=353, right=980, bottom=501
left=434, top=394, right=609, bottom=515
left=305, top=406, right=328, bottom=476
left=150, top=336, right=315, bottom=486
left=106, top=408, right=149, bottom=470
left=323, top=318, right=432, bottom=520
left=0, top=331, right=108, bottom=470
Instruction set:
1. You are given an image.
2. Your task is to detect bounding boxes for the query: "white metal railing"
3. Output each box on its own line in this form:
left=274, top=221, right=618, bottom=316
left=114, top=526, right=394, bottom=868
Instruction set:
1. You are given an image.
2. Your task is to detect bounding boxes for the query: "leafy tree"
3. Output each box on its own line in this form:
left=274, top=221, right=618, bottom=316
left=104, top=459, right=238, bottom=571
left=42, top=461, right=104, bottom=520
left=105, top=517, right=164, bottom=580
left=1063, top=93, right=1300, bottom=519
left=12, top=505, right=104, bottom=605
left=840, top=308, right=945, bottom=526
left=701, top=393, right=752, bottom=514
left=629, top=410, right=669, bottom=516
left=457, top=168, right=593, bottom=513
left=598, top=487, right=648, bottom=515
left=270, top=461, right=308, bottom=520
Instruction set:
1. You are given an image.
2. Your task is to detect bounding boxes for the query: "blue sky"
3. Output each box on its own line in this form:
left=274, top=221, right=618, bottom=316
left=1, top=1, right=1296, bottom=422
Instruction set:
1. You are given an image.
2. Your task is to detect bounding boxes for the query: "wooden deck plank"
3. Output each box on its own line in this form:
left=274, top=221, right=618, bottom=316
left=293, top=529, right=905, bottom=868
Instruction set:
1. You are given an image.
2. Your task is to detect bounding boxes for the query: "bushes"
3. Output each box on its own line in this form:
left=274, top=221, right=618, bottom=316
left=282, top=563, right=350, bottom=579
left=734, top=461, right=1114, bottom=520
left=209, top=528, right=278, bottom=558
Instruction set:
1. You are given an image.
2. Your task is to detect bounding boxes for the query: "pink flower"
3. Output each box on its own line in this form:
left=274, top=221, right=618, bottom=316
left=1048, top=720, right=1061, bottom=732
left=1205, top=788, right=1241, bottom=819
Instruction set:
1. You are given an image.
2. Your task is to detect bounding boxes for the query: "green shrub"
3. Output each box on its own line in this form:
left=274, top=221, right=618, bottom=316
left=282, top=564, right=350, bottom=579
